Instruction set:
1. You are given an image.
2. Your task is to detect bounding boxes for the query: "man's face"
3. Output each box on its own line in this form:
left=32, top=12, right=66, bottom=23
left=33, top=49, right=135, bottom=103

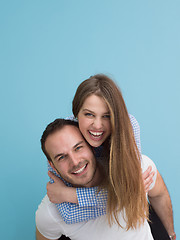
left=45, top=125, right=97, bottom=187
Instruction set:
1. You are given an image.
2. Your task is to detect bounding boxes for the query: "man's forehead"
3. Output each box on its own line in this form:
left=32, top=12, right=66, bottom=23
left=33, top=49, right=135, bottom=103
left=45, top=125, right=86, bottom=158
left=47, top=125, right=84, bottom=146
left=61, top=125, right=82, bottom=137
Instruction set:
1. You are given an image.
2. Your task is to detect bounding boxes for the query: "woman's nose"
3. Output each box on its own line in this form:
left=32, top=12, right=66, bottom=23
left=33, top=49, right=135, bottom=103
left=93, top=118, right=103, bottom=129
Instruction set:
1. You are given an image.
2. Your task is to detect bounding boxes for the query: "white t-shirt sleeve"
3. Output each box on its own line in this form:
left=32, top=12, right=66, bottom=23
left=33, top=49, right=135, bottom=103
left=35, top=195, right=64, bottom=239
left=141, top=155, right=157, bottom=190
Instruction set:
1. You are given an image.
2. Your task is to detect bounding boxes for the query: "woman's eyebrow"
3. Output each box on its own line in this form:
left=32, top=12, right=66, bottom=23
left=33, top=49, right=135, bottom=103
left=82, top=109, right=94, bottom=113
left=82, top=109, right=110, bottom=114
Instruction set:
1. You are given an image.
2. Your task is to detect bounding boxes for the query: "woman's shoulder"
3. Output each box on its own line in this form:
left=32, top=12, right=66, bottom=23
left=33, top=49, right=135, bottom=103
left=129, top=114, right=140, bottom=128
left=65, top=115, right=78, bottom=122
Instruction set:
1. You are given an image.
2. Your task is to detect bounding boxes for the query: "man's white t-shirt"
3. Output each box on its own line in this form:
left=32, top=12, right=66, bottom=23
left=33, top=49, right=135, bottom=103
left=36, top=155, right=157, bottom=240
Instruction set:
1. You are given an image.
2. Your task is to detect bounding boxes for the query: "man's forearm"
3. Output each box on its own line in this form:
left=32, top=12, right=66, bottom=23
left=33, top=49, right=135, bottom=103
left=148, top=173, right=175, bottom=236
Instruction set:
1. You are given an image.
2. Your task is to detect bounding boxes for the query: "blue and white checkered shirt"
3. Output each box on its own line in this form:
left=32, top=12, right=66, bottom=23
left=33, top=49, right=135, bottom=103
left=48, top=114, right=141, bottom=224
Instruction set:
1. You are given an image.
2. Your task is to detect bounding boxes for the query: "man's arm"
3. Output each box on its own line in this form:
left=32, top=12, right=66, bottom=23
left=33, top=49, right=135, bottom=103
left=148, top=171, right=175, bottom=237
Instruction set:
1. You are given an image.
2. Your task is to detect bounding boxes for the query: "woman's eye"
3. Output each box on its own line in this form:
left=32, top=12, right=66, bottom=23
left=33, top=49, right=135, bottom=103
left=84, top=113, right=94, bottom=117
left=103, top=115, right=110, bottom=119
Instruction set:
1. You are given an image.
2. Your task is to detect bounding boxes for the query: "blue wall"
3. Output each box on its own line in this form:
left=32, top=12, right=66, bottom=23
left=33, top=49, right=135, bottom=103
left=0, top=1, right=179, bottom=239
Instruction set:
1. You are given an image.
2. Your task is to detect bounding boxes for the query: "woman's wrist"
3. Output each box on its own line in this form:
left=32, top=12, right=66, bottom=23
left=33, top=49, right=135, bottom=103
left=66, top=187, right=78, bottom=204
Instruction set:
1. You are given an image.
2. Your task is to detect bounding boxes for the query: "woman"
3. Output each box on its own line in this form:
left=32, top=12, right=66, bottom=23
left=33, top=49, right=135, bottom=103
left=48, top=74, right=169, bottom=237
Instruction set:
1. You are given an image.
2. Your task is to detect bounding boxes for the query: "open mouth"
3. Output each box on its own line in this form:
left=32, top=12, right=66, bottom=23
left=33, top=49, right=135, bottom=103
left=72, top=164, right=88, bottom=175
left=88, top=131, right=104, bottom=138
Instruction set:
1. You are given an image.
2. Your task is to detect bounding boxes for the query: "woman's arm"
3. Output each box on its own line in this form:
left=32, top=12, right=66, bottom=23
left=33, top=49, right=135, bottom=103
left=47, top=171, right=107, bottom=207
left=47, top=162, right=107, bottom=224
left=47, top=171, right=78, bottom=204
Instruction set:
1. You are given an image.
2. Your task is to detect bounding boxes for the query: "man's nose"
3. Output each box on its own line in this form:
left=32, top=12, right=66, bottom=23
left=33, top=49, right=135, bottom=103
left=93, top=118, right=103, bottom=129
left=69, top=153, right=79, bottom=166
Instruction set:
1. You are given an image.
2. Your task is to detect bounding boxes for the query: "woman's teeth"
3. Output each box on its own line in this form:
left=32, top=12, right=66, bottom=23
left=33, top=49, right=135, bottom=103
left=73, top=164, right=87, bottom=174
left=89, top=131, right=103, bottom=137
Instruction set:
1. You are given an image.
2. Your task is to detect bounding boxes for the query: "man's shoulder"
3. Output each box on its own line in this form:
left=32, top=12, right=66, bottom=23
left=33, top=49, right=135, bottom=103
left=141, top=155, right=156, bottom=172
left=35, top=195, right=64, bottom=239
left=36, top=195, right=62, bottom=222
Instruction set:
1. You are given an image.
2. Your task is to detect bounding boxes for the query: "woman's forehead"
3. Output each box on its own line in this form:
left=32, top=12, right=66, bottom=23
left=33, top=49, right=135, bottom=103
left=81, top=95, right=109, bottom=112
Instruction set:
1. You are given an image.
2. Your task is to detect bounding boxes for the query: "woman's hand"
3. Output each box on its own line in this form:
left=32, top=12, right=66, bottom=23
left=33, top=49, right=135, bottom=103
left=47, top=171, right=78, bottom=204
left=143, top=166, right=155, bottom=192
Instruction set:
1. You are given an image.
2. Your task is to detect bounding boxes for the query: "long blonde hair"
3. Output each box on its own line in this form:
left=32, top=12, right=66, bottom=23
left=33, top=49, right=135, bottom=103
left=73, top=74, right=148, bottom=229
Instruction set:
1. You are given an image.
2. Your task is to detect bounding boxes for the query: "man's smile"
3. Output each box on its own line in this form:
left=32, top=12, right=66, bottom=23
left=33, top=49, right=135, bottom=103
left=72, top=163, right=88, bottom=175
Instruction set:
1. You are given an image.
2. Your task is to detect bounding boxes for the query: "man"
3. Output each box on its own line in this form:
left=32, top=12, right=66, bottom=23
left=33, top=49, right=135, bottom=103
left=36, top=119, right=175, bottom=240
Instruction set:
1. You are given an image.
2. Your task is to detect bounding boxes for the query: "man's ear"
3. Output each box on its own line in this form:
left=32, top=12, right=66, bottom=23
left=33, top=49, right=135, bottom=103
left=48, top=160, right=58, bottom=174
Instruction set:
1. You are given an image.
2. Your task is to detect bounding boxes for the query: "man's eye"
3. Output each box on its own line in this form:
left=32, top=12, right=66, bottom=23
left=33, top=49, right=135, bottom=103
left=75, top=146, right=83, bottom=151
left=58, top=155, right=65, bottom=161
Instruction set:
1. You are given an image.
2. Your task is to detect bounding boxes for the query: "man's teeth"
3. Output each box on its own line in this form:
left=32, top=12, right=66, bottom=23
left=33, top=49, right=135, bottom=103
left=89, top=131, right=103, bottom=137
left=73, top=165, right=87, bottom=174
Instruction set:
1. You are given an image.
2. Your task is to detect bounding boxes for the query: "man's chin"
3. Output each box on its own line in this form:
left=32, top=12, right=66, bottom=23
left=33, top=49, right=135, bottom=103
left=70, top=175, right=94, bottom=188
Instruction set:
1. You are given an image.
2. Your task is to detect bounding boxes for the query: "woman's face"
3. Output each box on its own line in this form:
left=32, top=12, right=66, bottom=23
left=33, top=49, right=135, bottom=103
left=77, top=94, right=111, bottom=148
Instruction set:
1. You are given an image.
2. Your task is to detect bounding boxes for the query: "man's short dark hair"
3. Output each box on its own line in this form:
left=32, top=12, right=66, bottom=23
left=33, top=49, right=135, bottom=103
left=41, top=118, right=78, bottom=162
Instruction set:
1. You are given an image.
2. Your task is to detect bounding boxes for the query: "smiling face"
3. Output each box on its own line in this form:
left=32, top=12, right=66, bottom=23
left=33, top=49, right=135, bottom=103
left=77, top=94, right=111, bottom=148
left=45, top=125, right=98, bottom=187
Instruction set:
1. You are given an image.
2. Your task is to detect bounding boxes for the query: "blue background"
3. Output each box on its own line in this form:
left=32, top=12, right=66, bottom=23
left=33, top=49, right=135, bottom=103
left=0, top=1, right=179, bottom=239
